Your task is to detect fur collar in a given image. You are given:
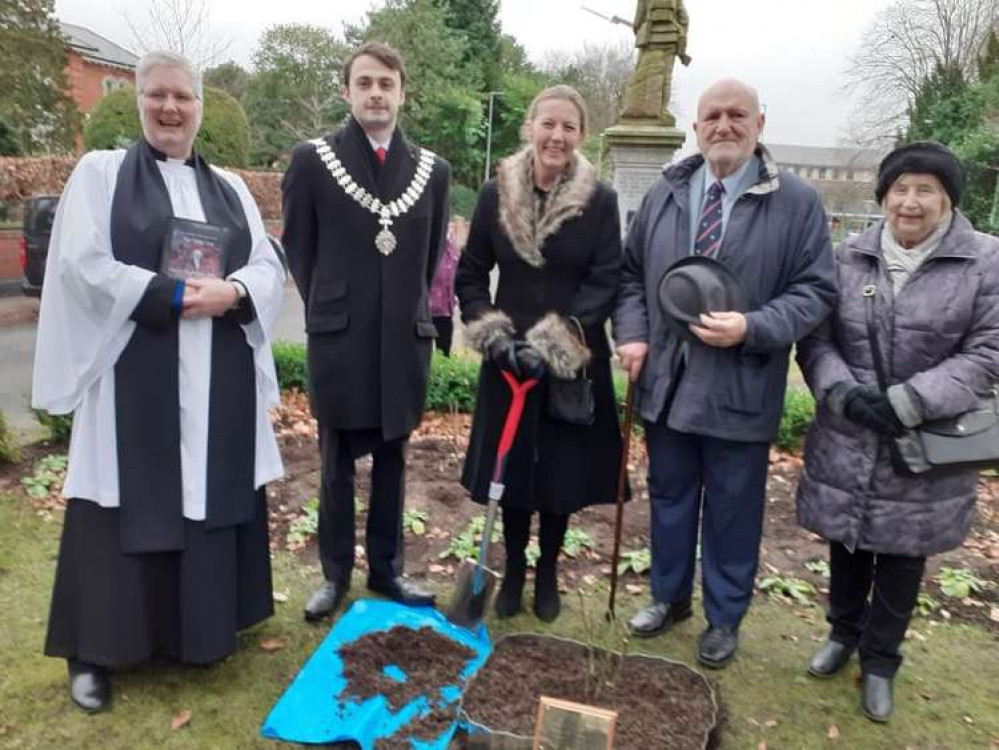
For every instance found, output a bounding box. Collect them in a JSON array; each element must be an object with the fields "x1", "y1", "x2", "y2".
[{"x1": 496, "y1": 147, "x2": 597, "y2": 268}]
